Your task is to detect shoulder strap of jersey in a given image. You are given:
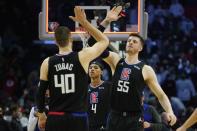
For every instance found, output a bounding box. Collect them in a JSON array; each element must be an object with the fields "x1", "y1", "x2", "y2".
[
  {"x1": 117, "y1": 58, "x2": 124, "y2": 64},
  {"x1": 136, "y1": 61, "x2": 145, "y2": 69}
]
